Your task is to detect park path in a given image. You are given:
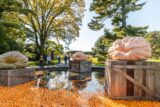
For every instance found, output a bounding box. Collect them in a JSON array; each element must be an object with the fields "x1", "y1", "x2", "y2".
[{"x1": 28, "y1": 63, "x2": 104, "y2": 71}]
